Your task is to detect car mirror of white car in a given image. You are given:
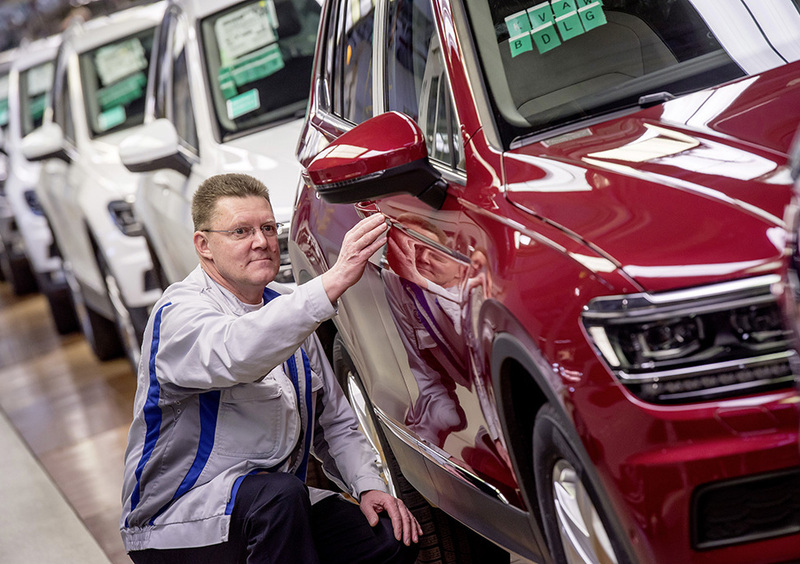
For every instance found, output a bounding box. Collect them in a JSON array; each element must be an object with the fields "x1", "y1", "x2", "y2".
[
  {"x1": 119, "y1": 118, "x2": 191, "y2": 177},
  {"x1": 21, "y1": 122, "x2": 70, "y2": 164}
]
